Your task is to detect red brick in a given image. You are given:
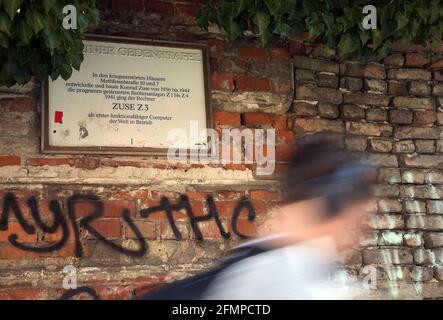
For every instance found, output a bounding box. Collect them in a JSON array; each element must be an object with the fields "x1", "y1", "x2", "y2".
[
  {"x1": 41, "y1": 222, "x2": 75, "y2": 242},
  {"x1": 190, "y1": 221, "x2": 224, "y2": 239},
  {"x1": 111, "y1": 0, "x2": 143, "y2": 11},
  {"x1": 132, "y1": 281, "x2": 163, "y2": 298},
  {"x1": 125, "y1": 220, "x2": 156, "y2": 239},
  {"x1": 244, "y1": 112, "x2": 272, "y2": 126},
  {"x1": 249, "y1": 201, "x2": 267, "y2": 216},
  {"x1": 235, "y1": 76, "x2": 270, "y2": 92},
  {"x1": 214, "y1": 191, "x2": 245, "y2": 200},
  {"x1": 0, "y1": 289, "x2": 39, "y2": 300},
  {"x1": 253, "y1": 144, "x2": 272, "y2": 158},
  {"x1": 270, "y1": 47, "x2": 290, "y2": 61},
  {"x1": 214, "y1": 201, "x2": 238, "y2": 217},
  {"x1": 101, "y1": 160, "x2": 147, "y2": 168},
  {"x1": 250, "y1": 190, "x2": 280, "y2": 201},
  {"x1": 224, "y1": 163, "x2": 247, "y2": 171},
  {"x1": 0, "y1": 190, "x2": 40, "y2": 203},
  {"x1": 150, "y1": 163, "x2": 169, "y2": 169},
  {"x1": 186, "y1": 192, "x2": 211, "y2": 200},
  {"x1": 112, "y1": 190, "x2": 149, "y2": 200},
  {"x1": 276, "y1": 130, "x2": 295, "y2": 143},
  {"x1": 289, "y1": 41, "x2": 305, "y2": 55},
  {"x1": 0, "y1": 288, "x2": 63, "y2": 300},
  {"x1": 405, "y1": 53, "x2": 427, "y2": 67},
  {"x1": 43, "y1": 221, "x2": 70, "y2": 242},
  {"x1": 190, "y1": 201, "x2": 205, "y2": 216},
  {"x1": 133, "y1": 191, "x2": 150, "y2": 199},
  {"x1": 88, "y1": 219, "x2": 121, "y2": 239},
  {"x1": 228, "y1": 218, "x2": 257, "y2": 237},
  {"x1": 160, "y1": 220, "x2": 189, "y2": 239},
  {"x1": 275, "y1": 145, "x2": 296, "y2": 161},
  {"x1": 139, "y1": 200, "x2": 187, "y2": 219},
  {"x1": 272, "y1": 114, "x2": 288, "y2": 130},
  {"x1": 105, "y1": 201, "x2": 137, "y2": 218},
  {"x1": 430, "y1": 59, "x2": 443, "y2": 69},
  {"x1": 27, "y1": 157, "x2": 73, "y2": 166},
  {"x1": 221, "y1": 199, "x2": 266, "y2": 219},
  {"x1": 175, "y1": 3, "x2": 201, "y2": 17},
  {"x1": 244, "y1": 113, "x2": 287, "y2": 129},
  {"x1": 5, "y1": 97, "x2": 37, "y2": 112},
  {"x1": 93, "y1": 285, "x2": 133, "y2": 300},
  {"x1": 33, "y1": 200, "x2": 61, "y2": 221},
  {"x1": 1, "y1": 245, "x2": 51, "y2": 259},
  {"x1": 219, "y1": 58, "x2": 247, "y2": 74},
  {"x1": 74, "y1": 158, "x2": 100, "y2": 170},
  {"x1": 213, "y1": 111, "x2": 241, "y2": 126},
  {"x1": 235, "y1": 46, "x2": 266, "y2": 61},
  {"x1": 150, "y1": 191, "x2": 180, "y2": 199},
  {"x1": 0, "y1": 222, "x2": 38, "y2": 243},
  {"x1": 211, "y1": 73, "x2": 234, "y2": 91},
  {"x1": 118, "y1": 275, "x2": 163, "y2": 286},
  {"x1": 0, "y1": 156, "x2": 20, "y2": 166},
  {"x1": 2, "y1": 240, "x2": 86, "y2": 259},
  {"x1": 190, "y1": 163, "x2": 205, "y2": 169},
  {"x1": 146, "y1": 0, "x2": 174, "y2": 15},
  {"x1": 71, "y1": 200, "x2": 136, "y2": 218}
]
